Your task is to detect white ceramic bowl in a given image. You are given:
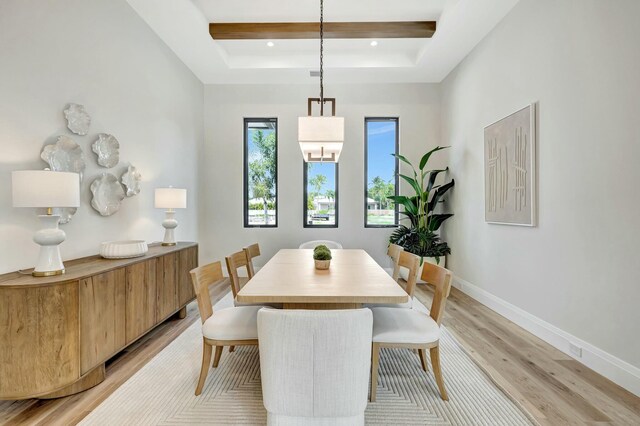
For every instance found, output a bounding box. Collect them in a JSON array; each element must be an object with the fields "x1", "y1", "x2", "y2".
[{"x1": 100, "y1": 240, "x2": 148, "y2": 259}]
